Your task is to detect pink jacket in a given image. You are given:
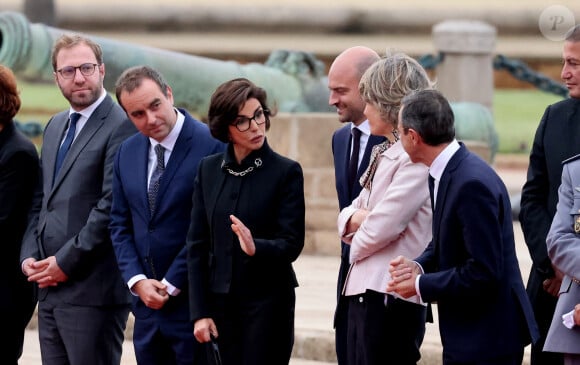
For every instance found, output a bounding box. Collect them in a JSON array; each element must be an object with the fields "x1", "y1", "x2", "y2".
[{"x1": 337, "y1": 141, "x2": 432, "y2": 298}]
